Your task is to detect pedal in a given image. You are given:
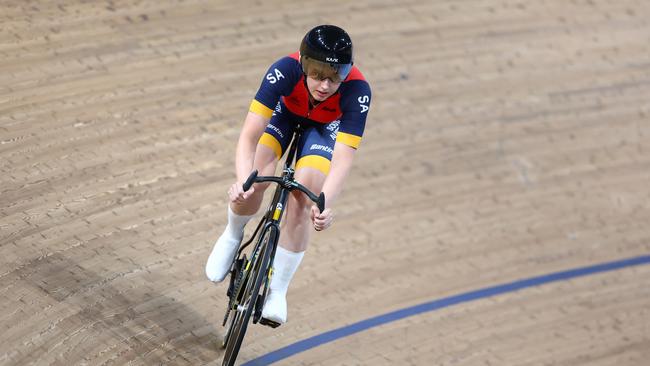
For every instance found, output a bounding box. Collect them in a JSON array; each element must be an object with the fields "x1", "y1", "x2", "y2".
[{"x1": 259, "y1": 317, "x2": 281, "y2": 329}]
